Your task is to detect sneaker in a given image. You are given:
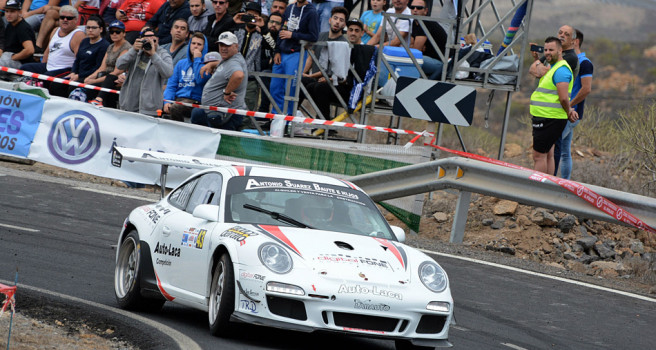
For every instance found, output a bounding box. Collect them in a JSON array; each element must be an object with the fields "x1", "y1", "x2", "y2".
[{"x1": 90, "y1": 99, "x2": 103, "y2": 107}]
